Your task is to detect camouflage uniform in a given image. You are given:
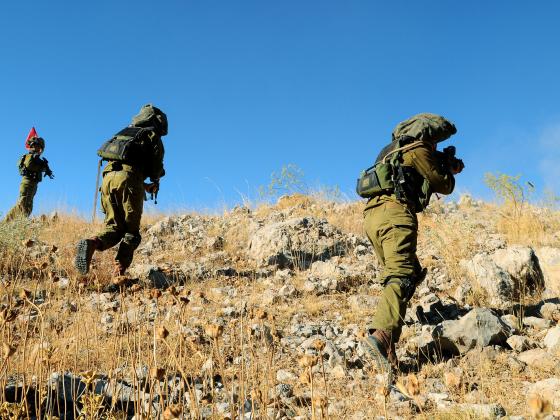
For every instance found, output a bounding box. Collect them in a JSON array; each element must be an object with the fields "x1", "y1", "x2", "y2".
[
  {"x1": 75, "y1": 105, "x2": 166, "y2": 275},
  {"x1": 4, "y1": 153, "x2": 49, "y2": 222},
  {"x1": 362, "y1": 113, "x2": 459, "y2": 374}
]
